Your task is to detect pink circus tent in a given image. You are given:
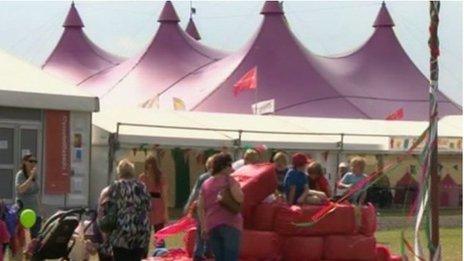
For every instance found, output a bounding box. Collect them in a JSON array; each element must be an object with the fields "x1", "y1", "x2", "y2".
[
  {"x1": 186, "y1": 18, "x2": 201, "y2": 41},
  {"x1": 158, "y1": 1, "x2": 461, "y2": 120},
  {"x1": 78, "y1": 1, "x2": 226, "y2": 106},
  {"x1": 42, "y1": 2, "x2": 123, "y2": 84},
  {"x1": 440, "y1": 174, "x2": 460, "y2": 207}
]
